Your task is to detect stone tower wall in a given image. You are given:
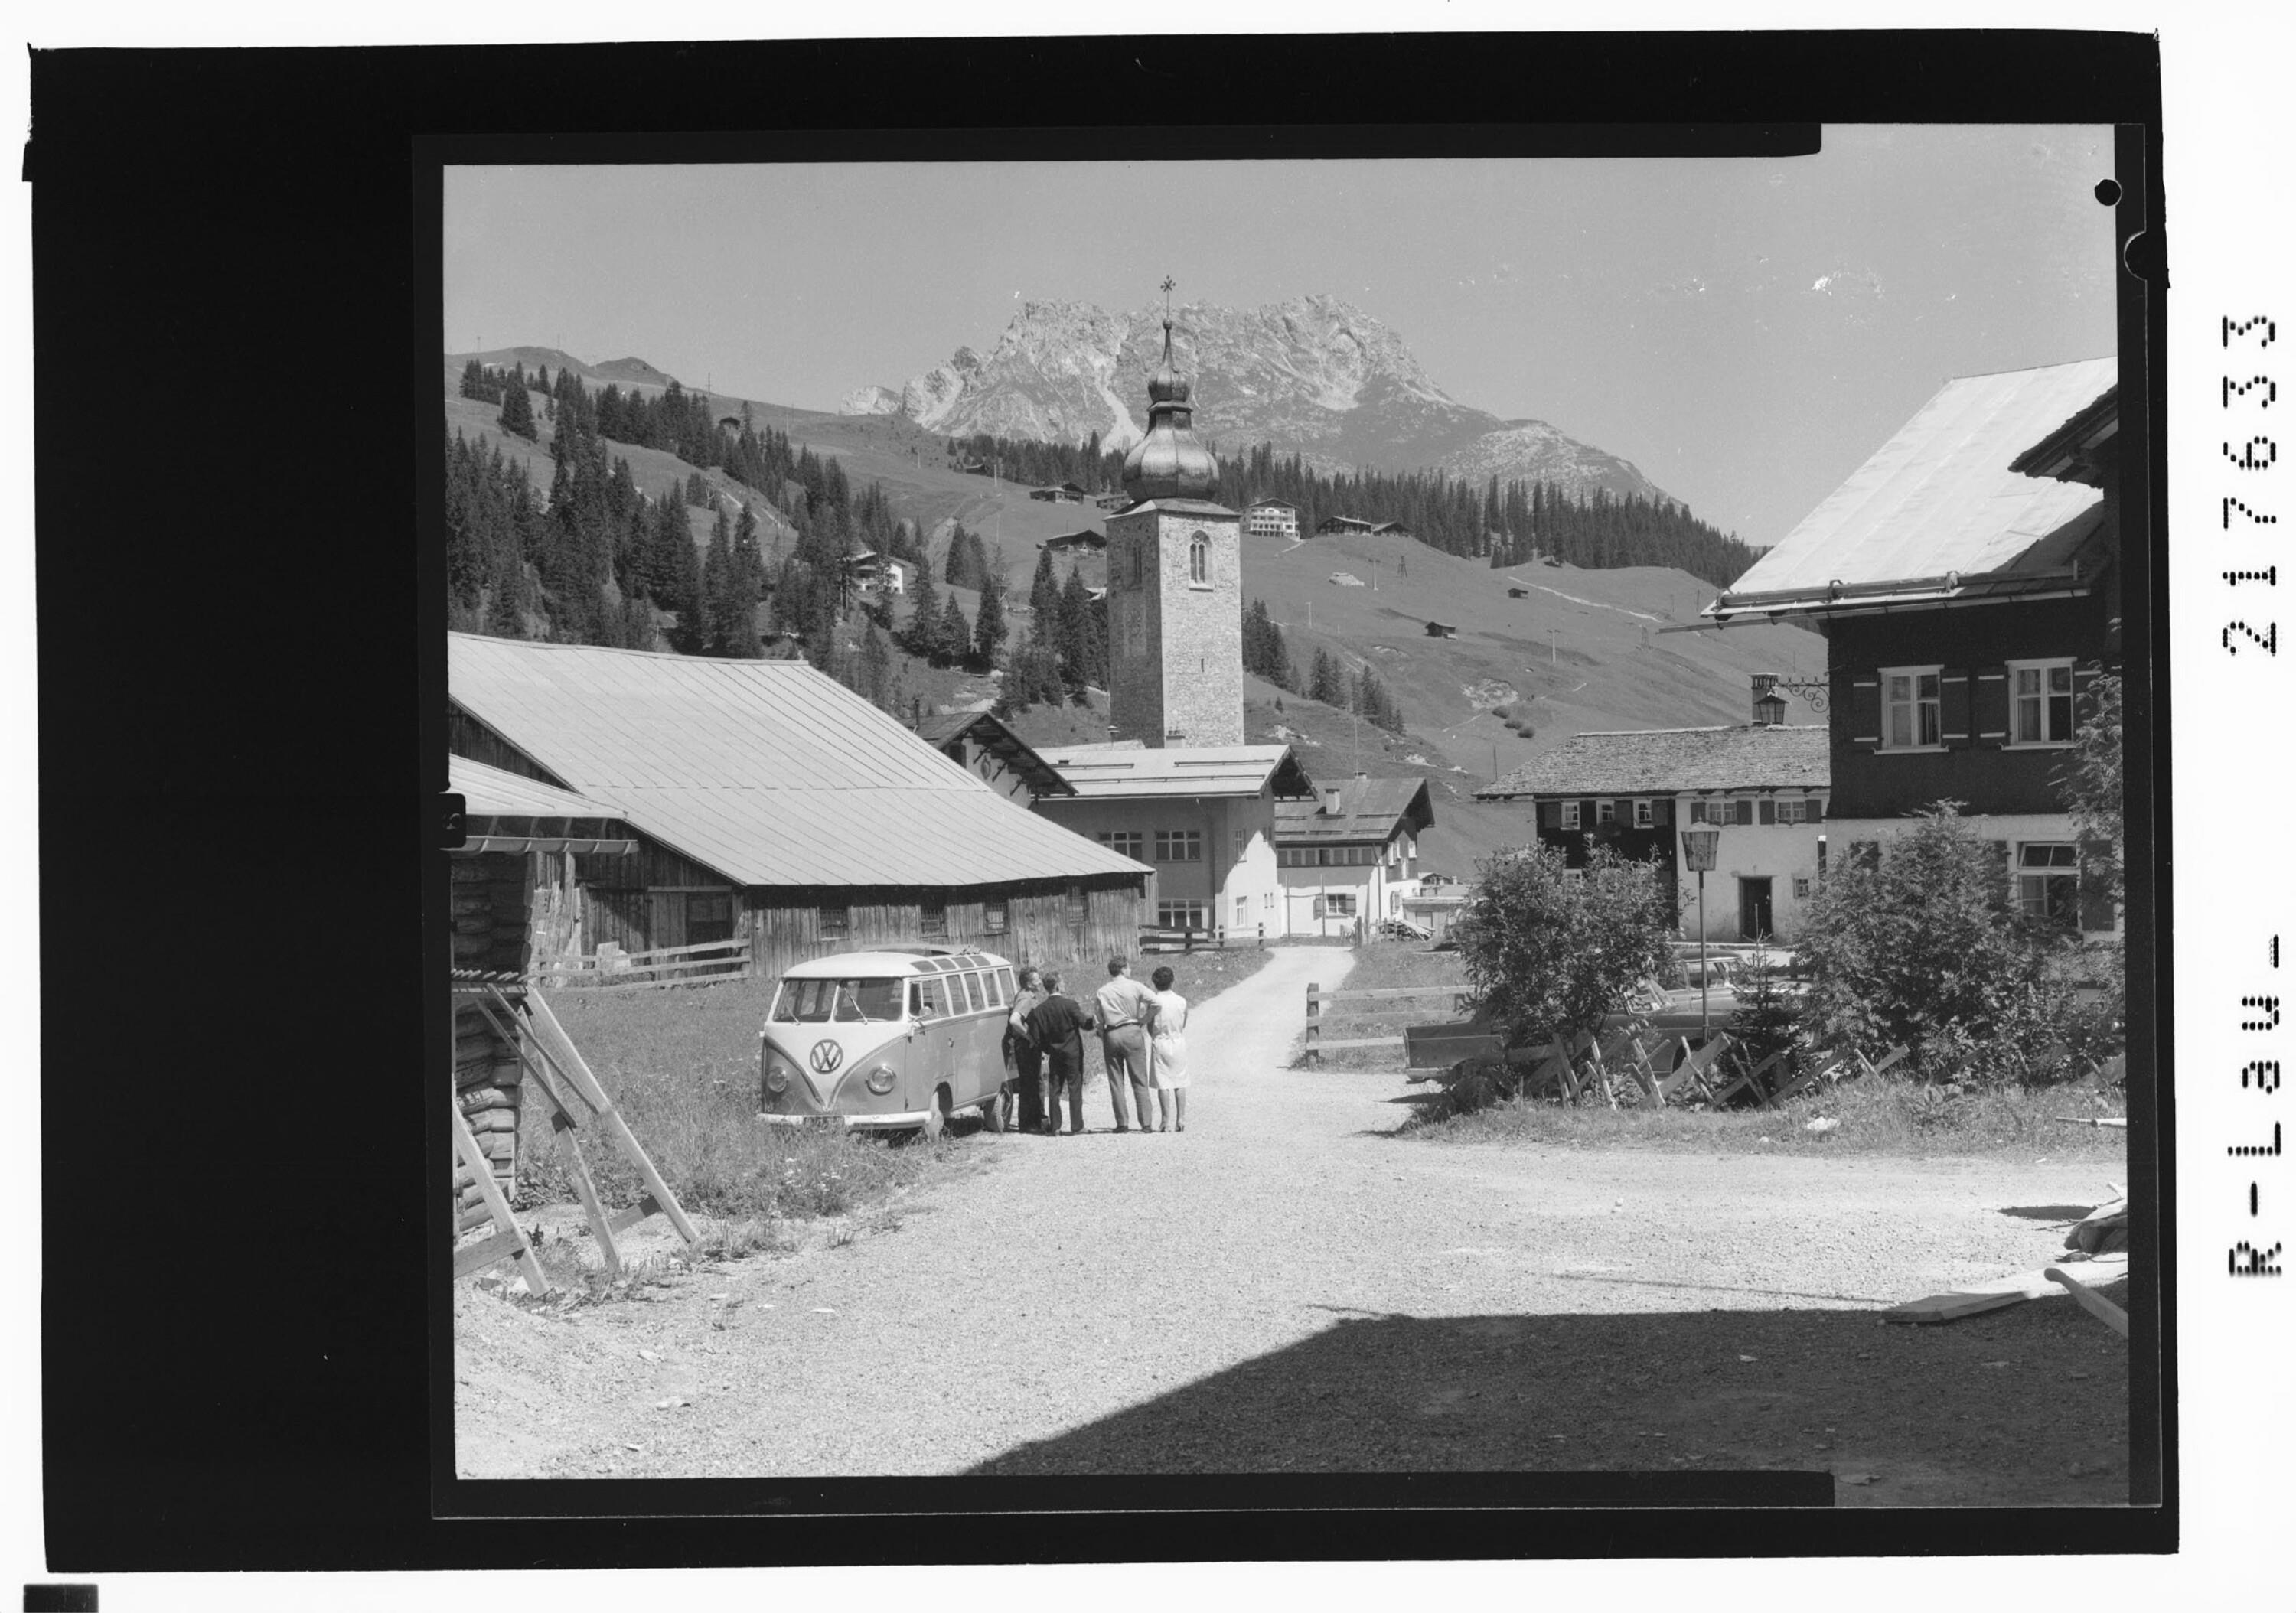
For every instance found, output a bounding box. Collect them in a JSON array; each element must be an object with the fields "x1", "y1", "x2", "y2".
[{"x1": 1153, "y1": 510, "x2": 1243, "y2": 746}]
